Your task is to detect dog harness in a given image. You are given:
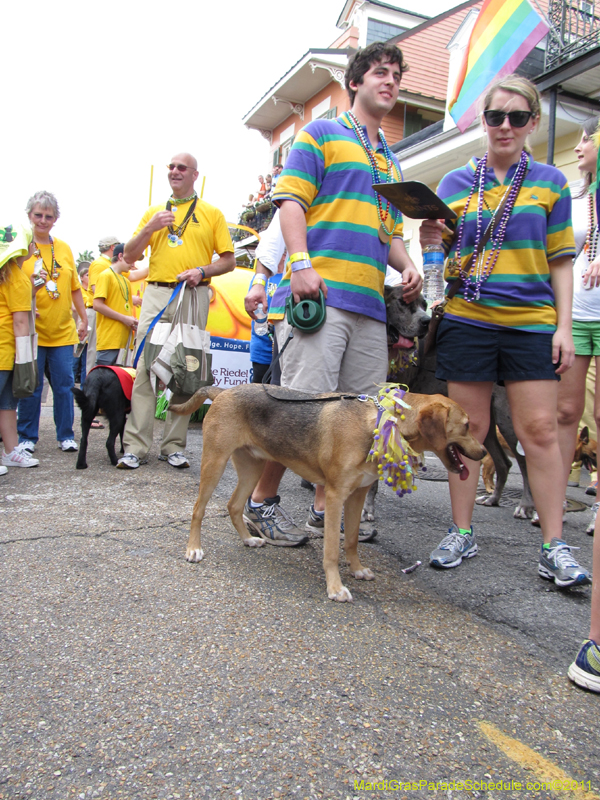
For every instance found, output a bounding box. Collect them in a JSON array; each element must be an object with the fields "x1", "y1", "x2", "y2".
[{"x1": 89, "y1": 366, "x2": 136, "y2": 403}]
